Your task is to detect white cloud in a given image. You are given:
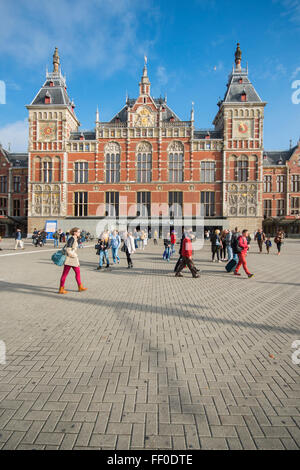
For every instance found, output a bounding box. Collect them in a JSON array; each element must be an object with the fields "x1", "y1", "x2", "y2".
[
  {"x1": 273, "y1": 0, "x2": 300, "y2": 26},
  {"x1": 156, "y1": 66, "x2": 168, "y2": 86},
  {"x1": 0, "y1": 0, "x2": 160, "y2": 77},
  {"x1": 0, "y1": 119, "x2": 28, "y2": 152},
  {"x1": 291, "y1": 66, "x2": 300, "y2": 79}
]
